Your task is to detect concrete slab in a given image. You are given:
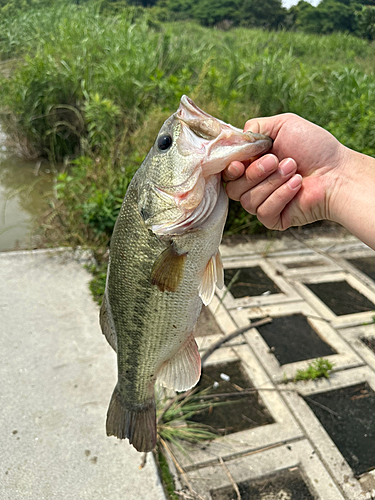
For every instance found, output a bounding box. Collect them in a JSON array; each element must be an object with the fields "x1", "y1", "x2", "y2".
[
  {"x1": 220, "y1": 232, "x2": 361, "y2": 259},
  {"x1": 229, "y1": 302, "x2": 363, "y2": 383},
  {"x1": 339, "y1": 324, "x2": 375, "y2": 375},
  {"x1": 186, "y1": 440, "x2": 345, "y2": 500},
  {"x1": 334, "y1": 250, "x2": 375, "y2": 294},
  {"x1": 217, "y1": 257, "x2": 302, "y2": 310},
  {"x1": 168, "y1": 236, "x2": 375, "y2": 499},
  {"x1": 268, "y1": 252, "x2": 342, "y2": 278},
  {"x1": 171, "y1": 344, "x2": 303, "y2": 470},
  {"x1": 281, "y1": 367, "x2": 375, "y2": 499},
  {"x1": 0, "y1": 250, "x2": 166, "y2": 500},
  {"x1": 292, "y1": 271, "x2": 375, "y2": 329}
]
